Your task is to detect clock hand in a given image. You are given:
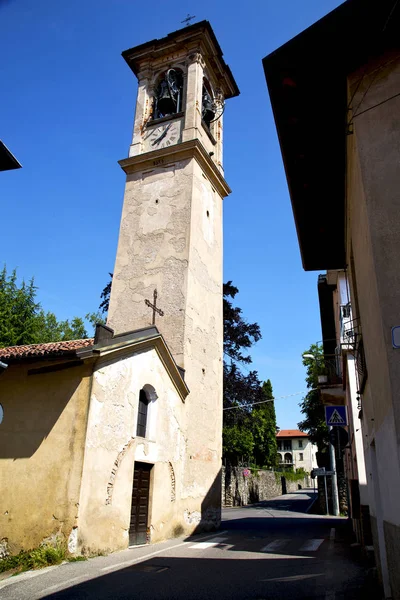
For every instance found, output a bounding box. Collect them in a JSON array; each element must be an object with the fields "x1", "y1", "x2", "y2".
[{"x1": 152, "y1": 123, "x2": 172, "y2": 146}]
